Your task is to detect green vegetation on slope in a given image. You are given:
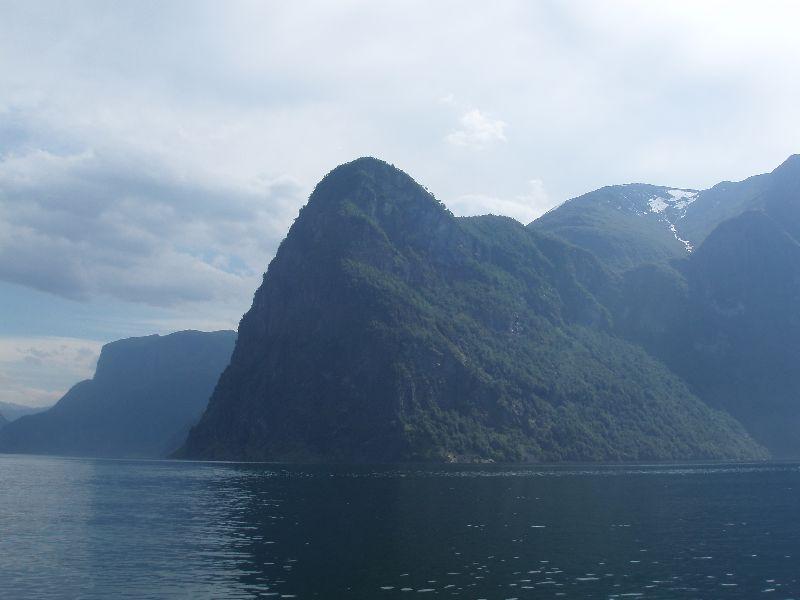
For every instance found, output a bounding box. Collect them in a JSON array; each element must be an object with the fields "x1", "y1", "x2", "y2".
[
  {"x1": 532, "y1": 184, "x2": 692, "y2": 271},
  {"x1": 618, "y1": 210, "x2": 800, "y2": 457},
  {"x1": 179, "y1": 158, "x2": 764, "y2": 463},
  {"x1": 535, "y1": 155, "x2": 800, "y2": 457}
]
